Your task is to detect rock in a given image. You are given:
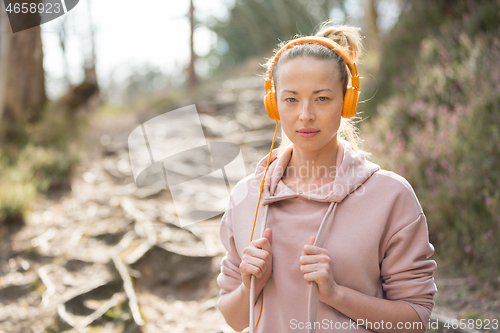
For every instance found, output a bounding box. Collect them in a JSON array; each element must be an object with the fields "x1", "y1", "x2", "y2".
[
  {"x1": 0, "y1": 283, "x2": 33, "y2": 304},
  {"x1": 131, "y1": 245, "x2": 214, "y2": 290}
]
